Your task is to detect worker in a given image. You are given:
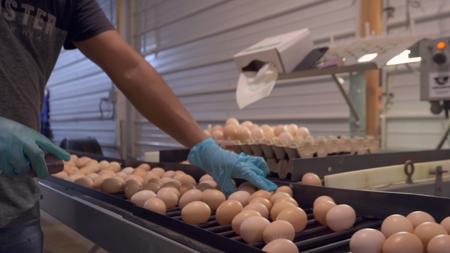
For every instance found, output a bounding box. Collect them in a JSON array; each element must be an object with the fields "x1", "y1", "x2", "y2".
[{"x1": 0, "y1": 1, "x2": 276, "y2": 252}]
